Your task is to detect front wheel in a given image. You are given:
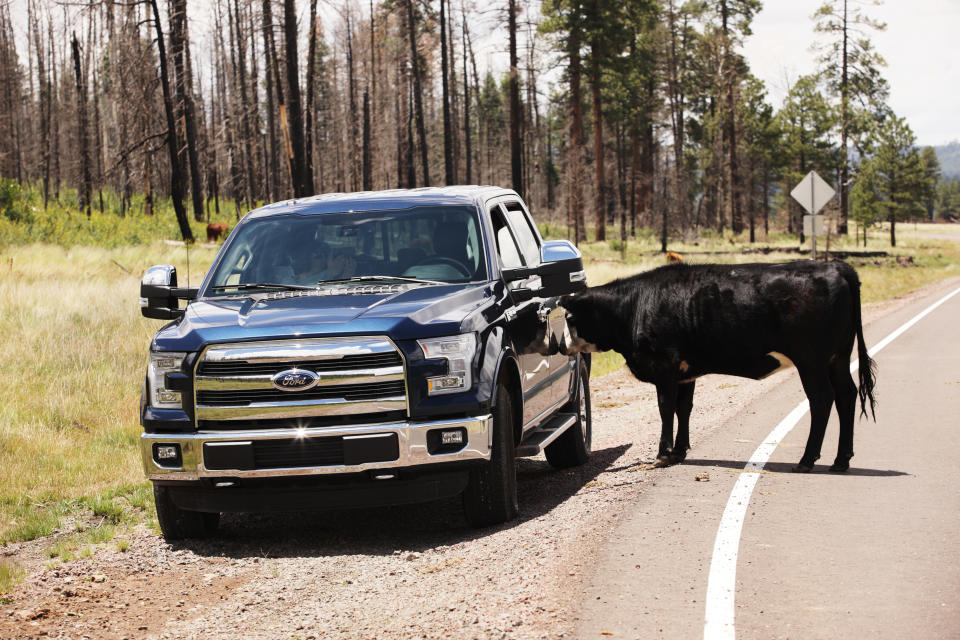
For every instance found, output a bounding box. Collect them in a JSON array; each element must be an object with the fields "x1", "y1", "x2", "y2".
[
  {"x1": 462, "y1": 383, "x2": 518, "y2": 528},
  {"x1": 545, "y1": 357, "x2": 592, "y2": 468},
  {"x1": 153, "y1": 485, "x2": 219, "y2": 541}
]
